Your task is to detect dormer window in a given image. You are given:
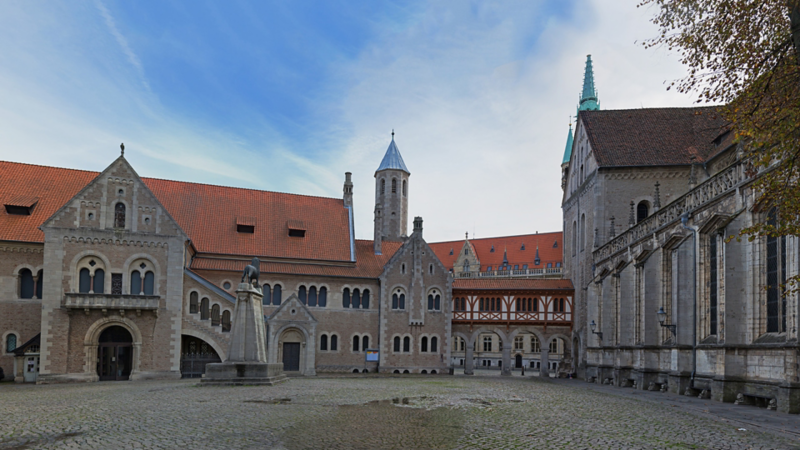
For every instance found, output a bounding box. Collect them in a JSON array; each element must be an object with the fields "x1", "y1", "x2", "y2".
[
  {"x1": 490, "y1": 245, "x2": 495, "y2": 252},
  {"x1": 450, "y1": 248, "x2": 453, "y2": 255},
  {"x1": 553, "y1": 240, "x2": 558, "y2": 248},
  {"x1": 4, "y1": 196, "x2": 38, "y2": 215},
  {"x1": 237, "y1": 216, "x2": 255, "y2": 234},
  {"x1": 287, "y1": 220, "x2": 306, "y2": 237},
  {"x1": 521, "y1": 243, "x2": 525, "y2": 250}
]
